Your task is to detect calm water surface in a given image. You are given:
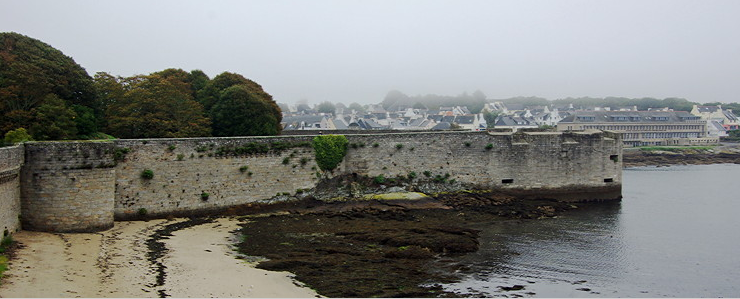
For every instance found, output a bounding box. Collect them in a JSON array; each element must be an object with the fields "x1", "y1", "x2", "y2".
[{"x1": 443, "y1": 164, "x2": 740, "y2": 297}]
